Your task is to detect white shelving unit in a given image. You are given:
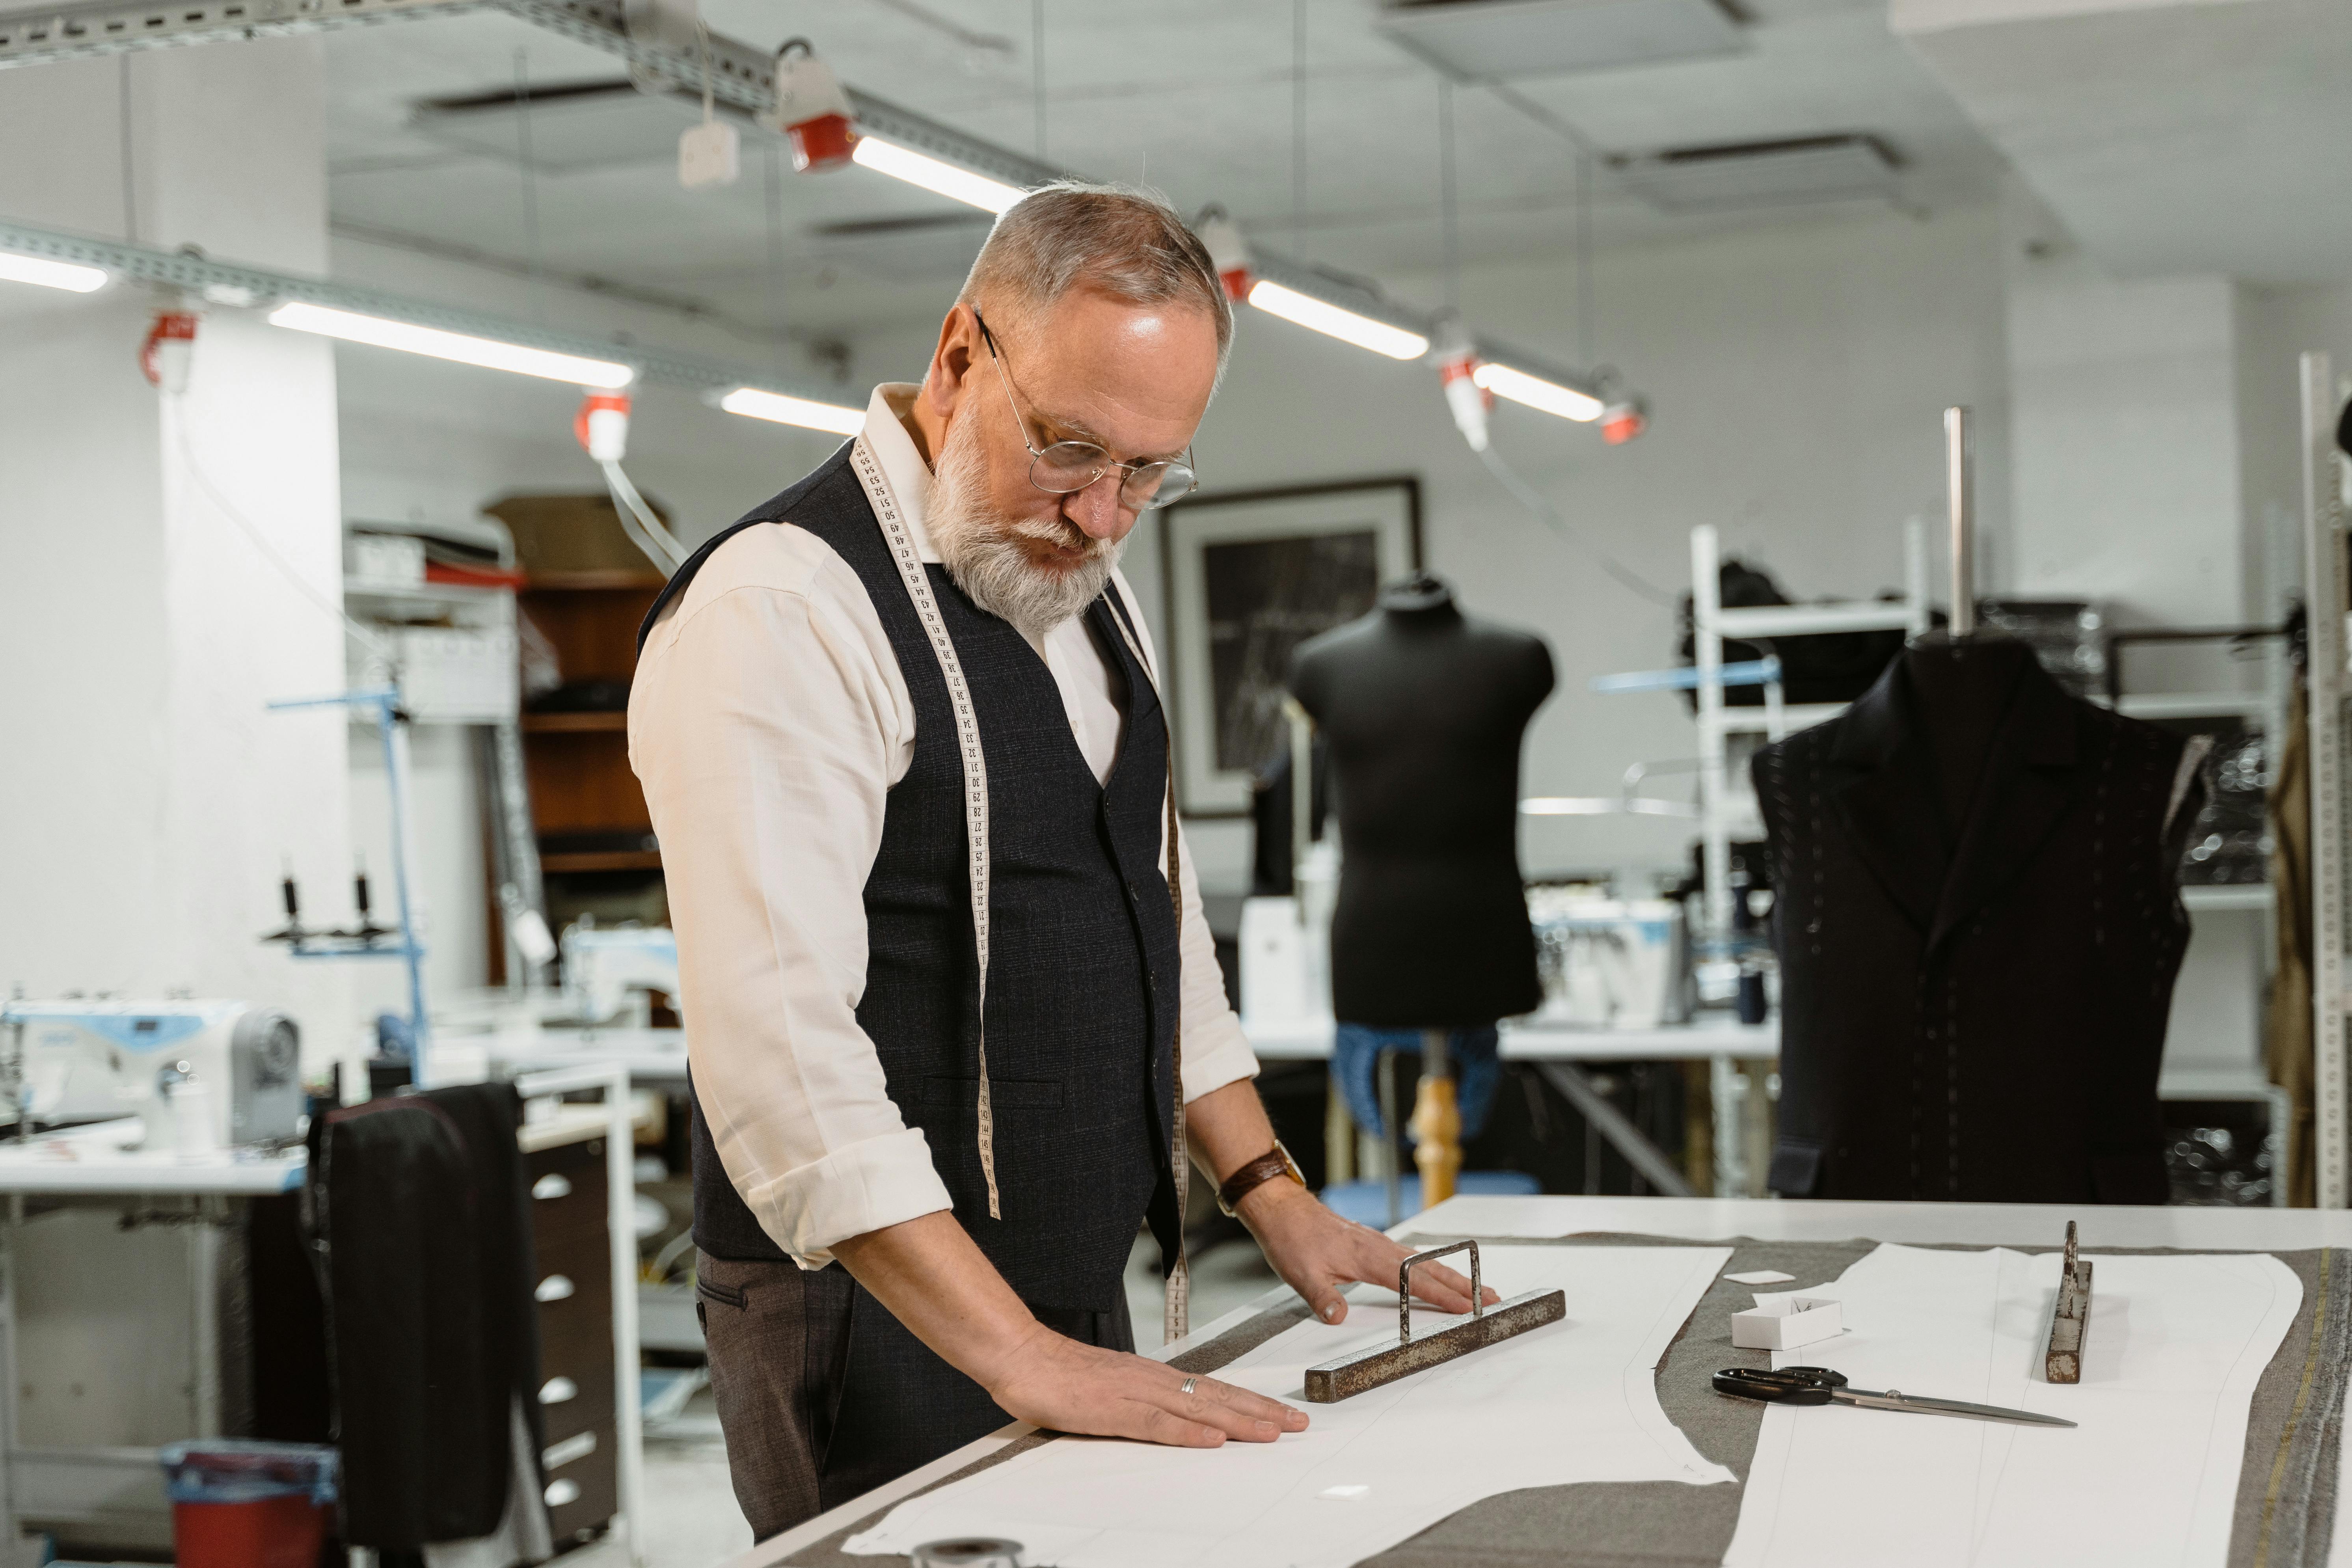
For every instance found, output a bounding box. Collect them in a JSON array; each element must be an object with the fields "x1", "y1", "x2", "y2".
[
  {"x1": 1687, "y1": 518, "x2": 1932, "y2": 937},
  {"x1": 2302, "y1": 351, "x2": 2351, "y2": 1207}
]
